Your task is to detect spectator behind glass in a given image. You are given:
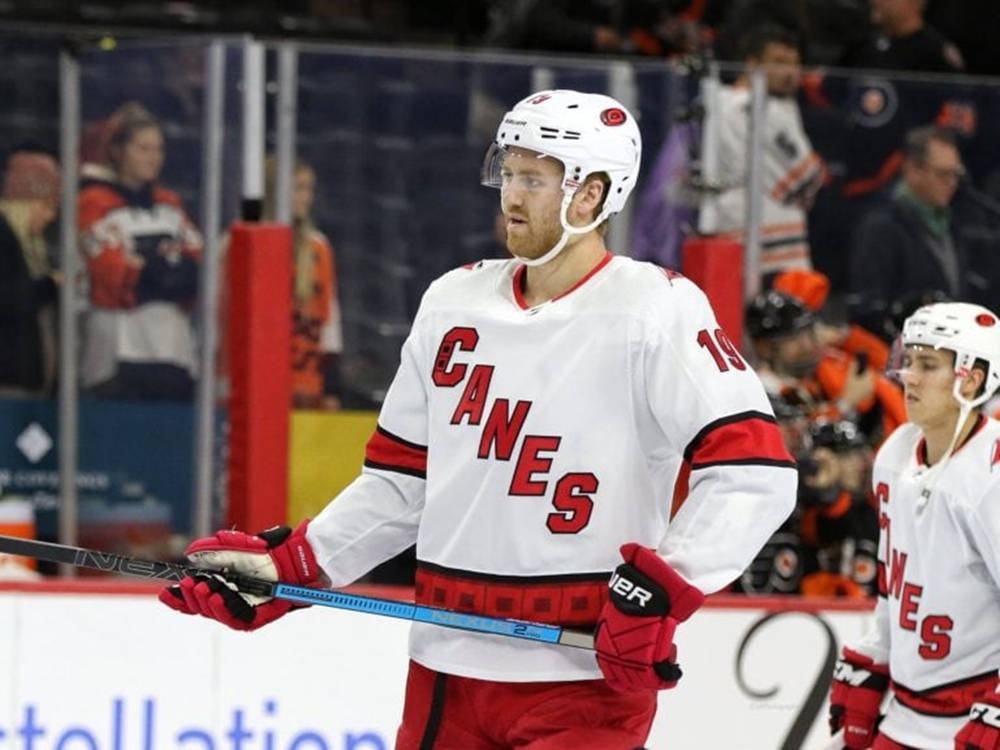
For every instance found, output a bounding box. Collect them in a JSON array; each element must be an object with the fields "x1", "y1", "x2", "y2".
[
  {"x1": 697, "y1": 24, "x2": 826, "y2": 280},
  {"x1": 746, "y1": 290, "x2": 906, "y2": 449},
  {"x1": 483, "y1": 0, "x2": 703, "y2": 57},
  {"x1": 78, "y1": 102, "x2": 203, "y2": 401},
  {"x1": 847, "y1": 0, "x2": 964, "y2": 73},
  {"x1": 773, "y1": 268, "x2": 891, "y2": 372},
  {"x1": 0, "y1": 151, "x2": 62, "y2": 398},
  {"x1": 262, "y1": 156, "x2": 343, "y2": 410},
  {"x1": 797, "y1": 419, "x2": 878, "y2": 599},
  {"x1": 848, "y1": 126, "x2": 967, "y2": 342}
]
